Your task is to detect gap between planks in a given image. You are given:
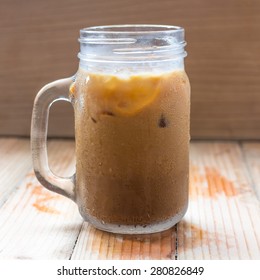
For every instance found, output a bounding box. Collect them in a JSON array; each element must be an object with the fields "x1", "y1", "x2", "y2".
[
  {"x1": 0, "y1": 140, "x2": 83, "y2": 259},
  {"x1": 0, "y1": 138, "x2": 32, "y2": 208},
  {"x1": 70, "y1": 141, "x2": 260, "y2": 260},
  {"x1": 240, "y1": 142, "x2": 260, "y2": 200},
  {"x1": 0, "y1": 139, "x2": 260, "y2": 260},
  {"x1": 178, "y1": 141, "x2": 260, "y2": 260}
]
